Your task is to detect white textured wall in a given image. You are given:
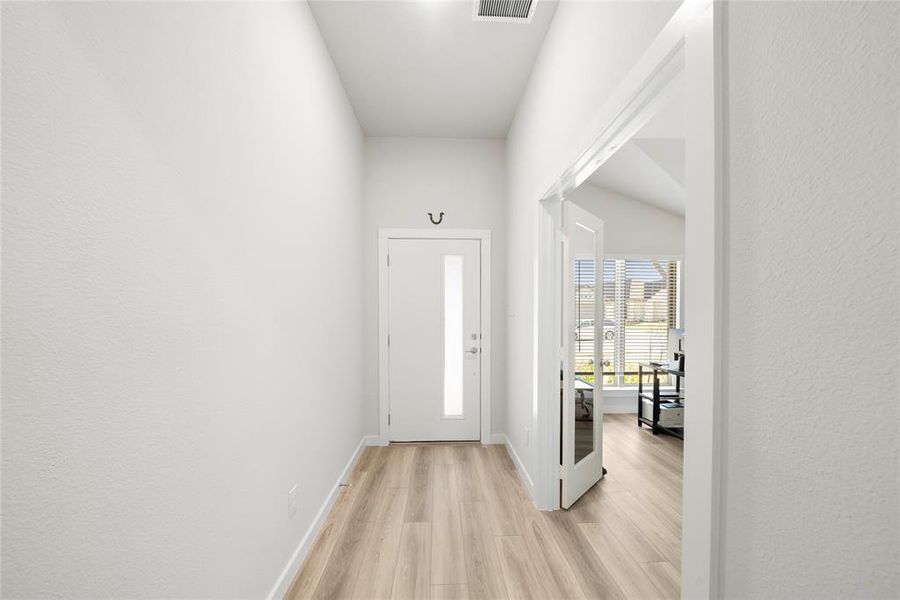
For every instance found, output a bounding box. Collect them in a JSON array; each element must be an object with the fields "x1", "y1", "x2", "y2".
[
  {"x1": 362, "y1": 137, "x2": 507, "y2": 435},
  {"x1": 505, "y1": 0, "x2": 679, "y2": 488},
  {"x1": 568, "y1": 183, "x2": 684, "y2": 256},
  {"x1": 1, "y1": 2, "x2": 364, "y2": 597},
  {"x1": 720, "y1": 2, "x2": 899, "y2": 597}
]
